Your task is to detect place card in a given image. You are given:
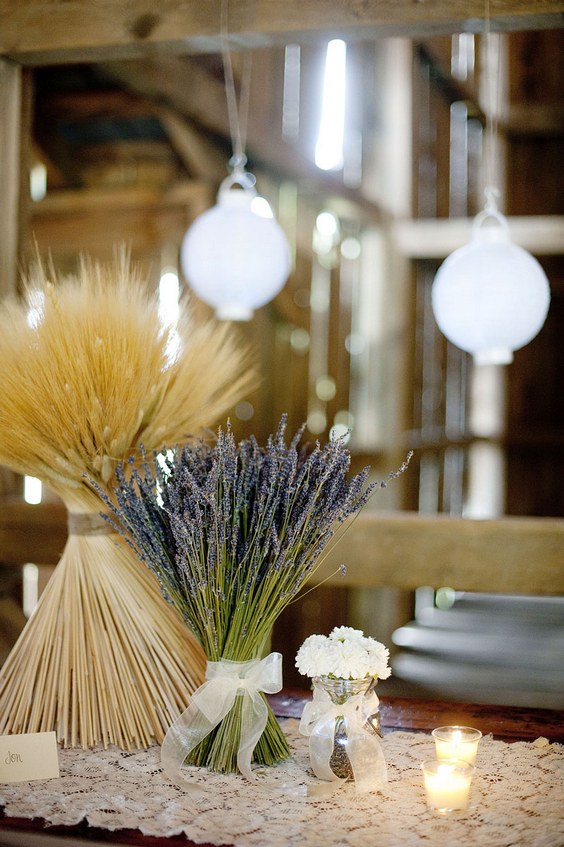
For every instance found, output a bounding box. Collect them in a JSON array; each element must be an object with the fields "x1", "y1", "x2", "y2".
[{"x1": 0, "y1": 731, "x2": 60, "y2": 783}]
